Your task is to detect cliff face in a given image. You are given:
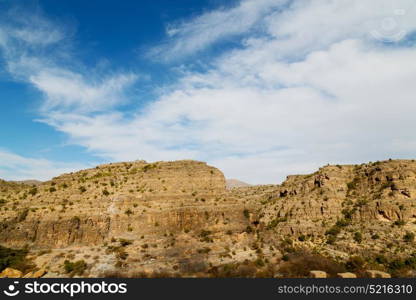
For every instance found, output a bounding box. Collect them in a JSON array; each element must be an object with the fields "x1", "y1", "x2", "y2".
[
  {"x1": 233, "y1": 160, "x2": 416, "y2": 264},
  {"x1": 1, "y1": 159, "x2": 416, "y2": 277},
  {"x1": 256, "y1": 160, "x2": 416, "y2": 230}
]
